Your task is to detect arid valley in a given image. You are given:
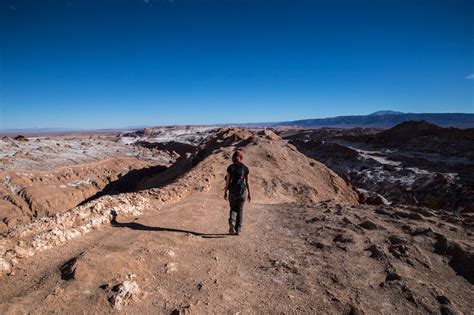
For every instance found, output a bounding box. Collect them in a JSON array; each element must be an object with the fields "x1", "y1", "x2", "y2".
[{"x1": 0, "y1": 124, "x2": 472, "y2": 314}]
